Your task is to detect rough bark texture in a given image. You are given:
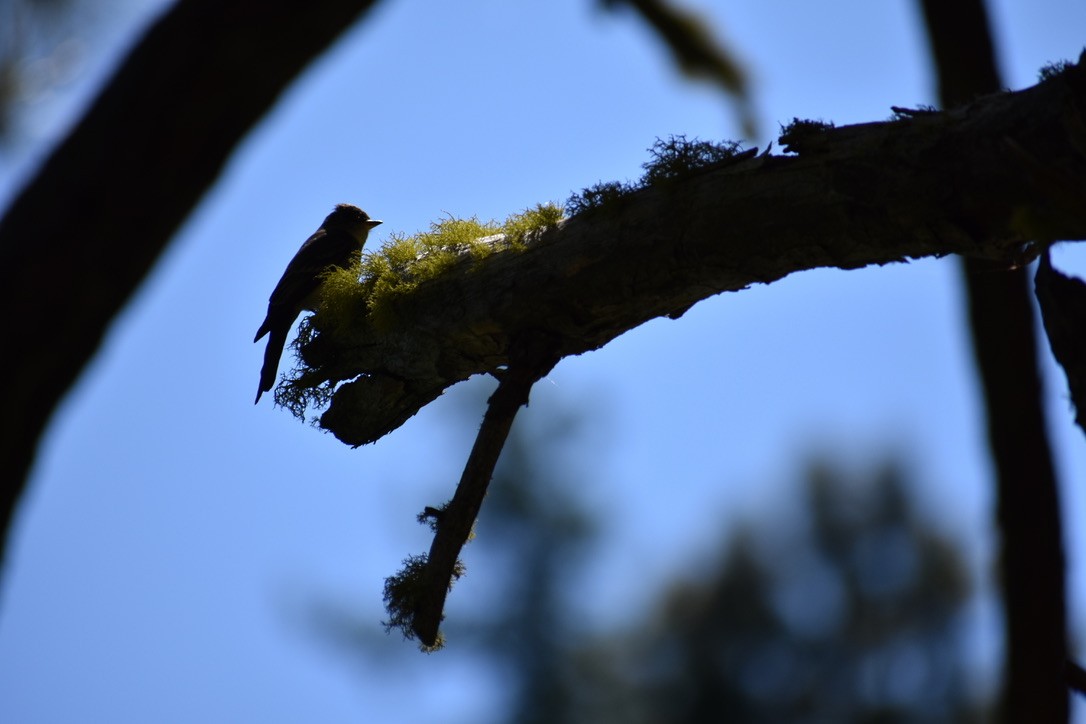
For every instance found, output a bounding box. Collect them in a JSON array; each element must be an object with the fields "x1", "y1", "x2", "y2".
[
  {"x1": 303, "y1": 54, "x2": 1086, "y2": 447},
  {"x1": 0, "y1": 0, "x2": 378, "y2": 568}
]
